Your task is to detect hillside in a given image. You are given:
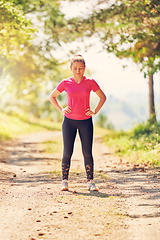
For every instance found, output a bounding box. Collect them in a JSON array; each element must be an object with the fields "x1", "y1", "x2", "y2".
[{"x1": 102, "y1": 93, "x2": 150, "y2": 130}]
